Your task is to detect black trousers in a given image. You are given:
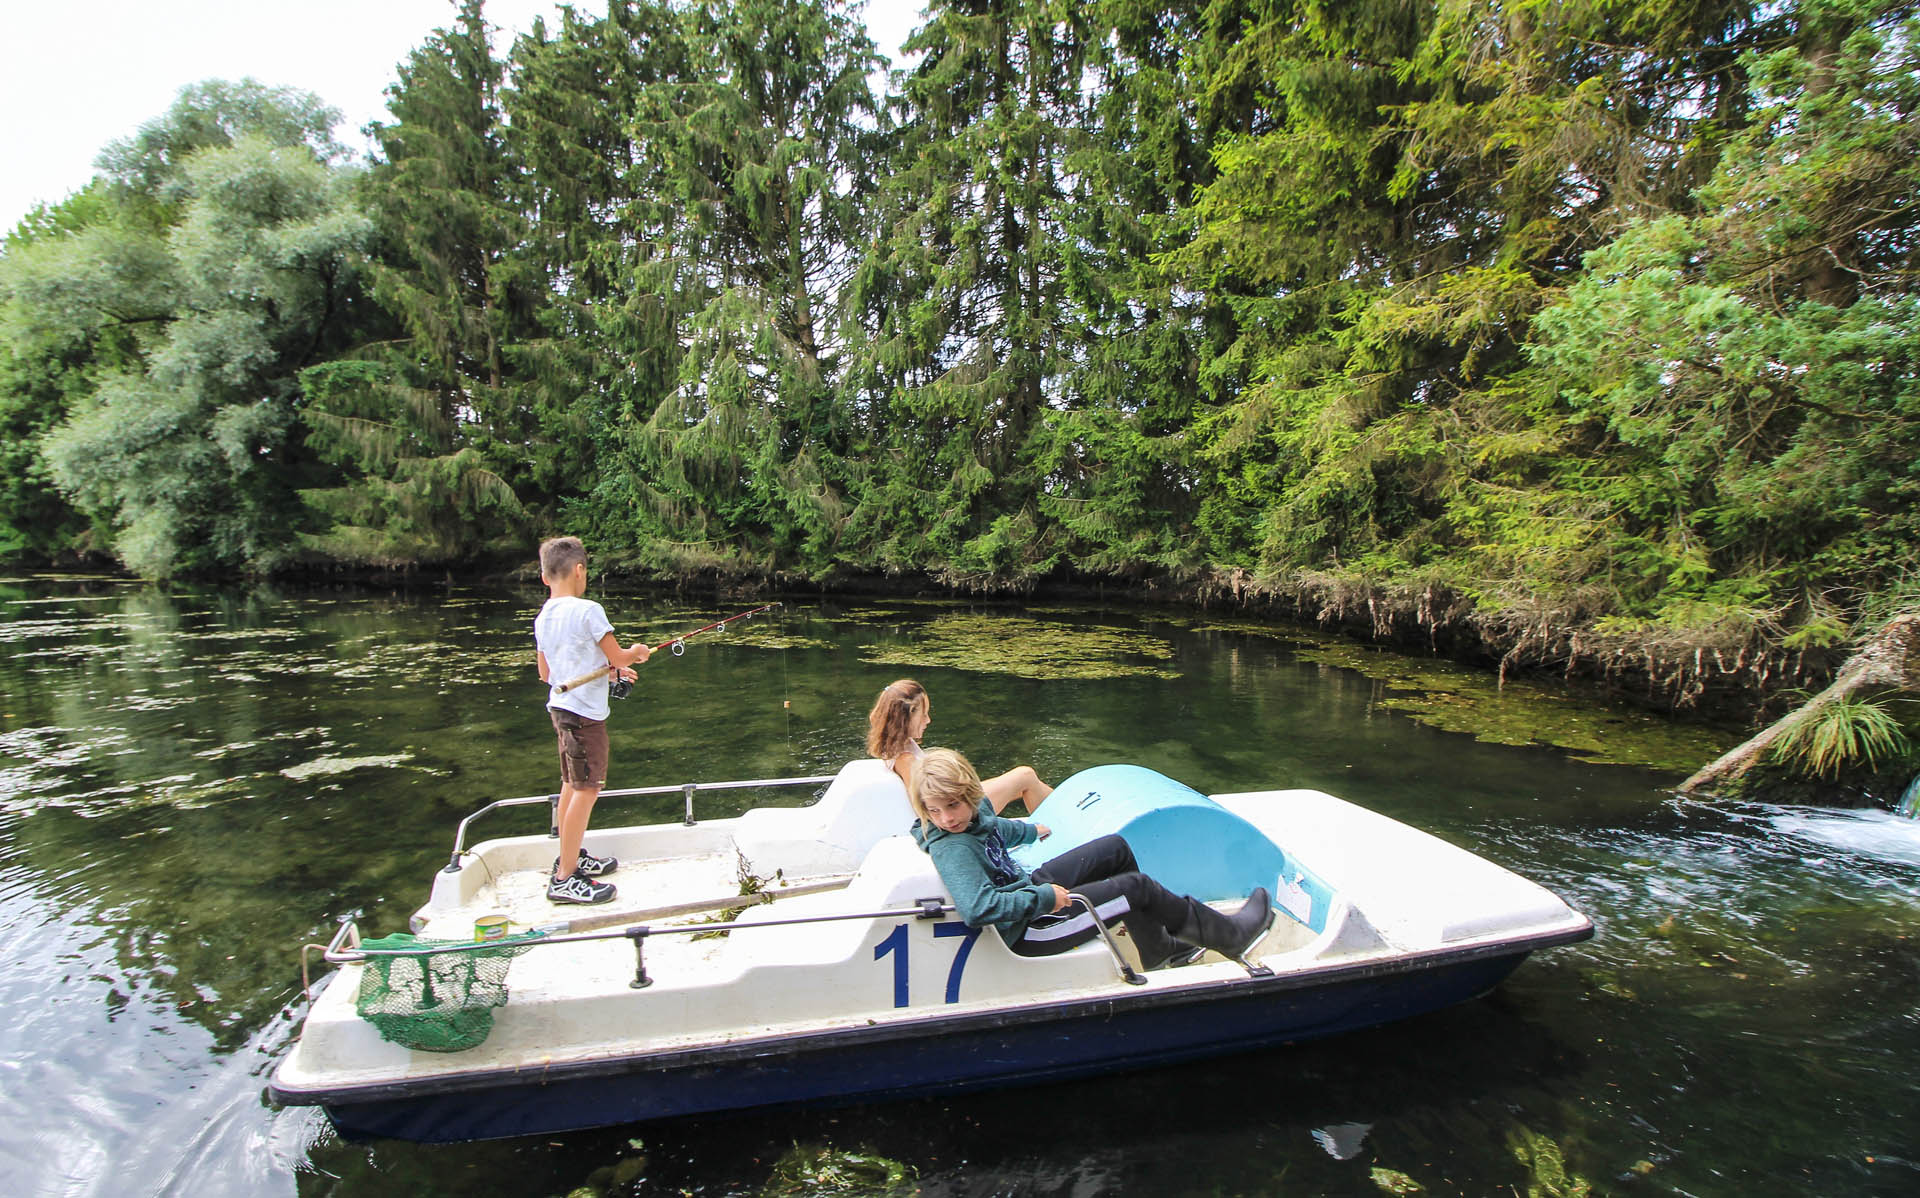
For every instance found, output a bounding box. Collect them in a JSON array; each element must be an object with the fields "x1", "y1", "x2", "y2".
[{"x1": 1012, "y1": 834, "x2": 1188, "y2": 961}]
